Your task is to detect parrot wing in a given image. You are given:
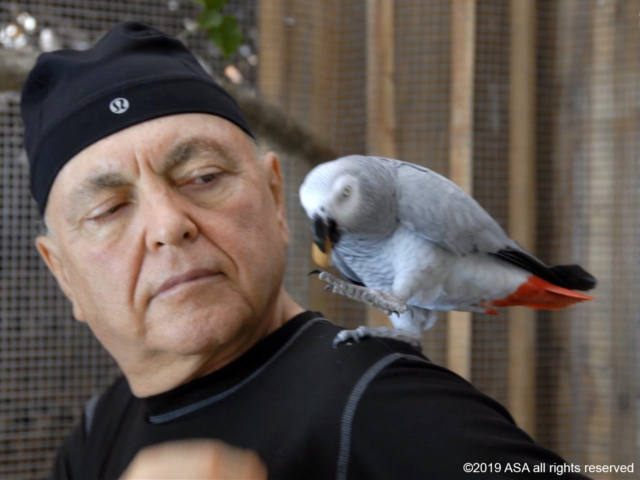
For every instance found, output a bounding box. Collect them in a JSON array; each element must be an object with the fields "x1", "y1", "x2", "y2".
[
  {"x1": 390, "y1": 158, "x2": 515, "y2": 256},
  {"x1": 331, "y1": 249, "x2": 366, "y2": 286},
  {"x1": 386, "y1": 157, "x2": 596, "y2": 291}
]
